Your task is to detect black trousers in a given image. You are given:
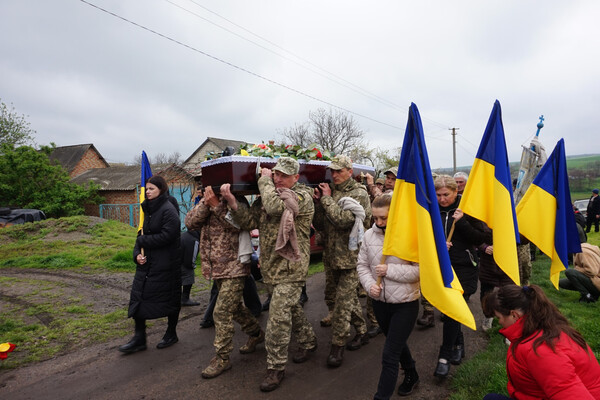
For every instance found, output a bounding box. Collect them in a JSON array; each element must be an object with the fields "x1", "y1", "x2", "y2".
[
  {"x1": 586, "y1": 214, "x2": 599, "y2": 232},
  {"x1": 372, "y1": 299, "x2": 419, "y2": 400},
  {"x1": 559, "y1": 269, "x2": 600, "y2": 299}
]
